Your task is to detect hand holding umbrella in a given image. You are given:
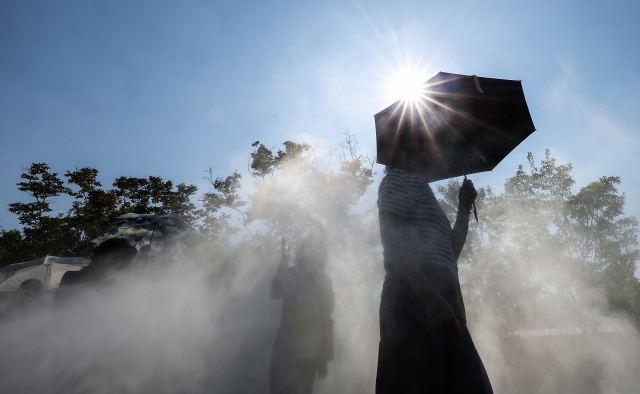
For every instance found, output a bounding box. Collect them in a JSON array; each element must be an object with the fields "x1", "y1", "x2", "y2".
[{"x1": 459, "y1": 177, "x2": 478, "y2": 220}]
